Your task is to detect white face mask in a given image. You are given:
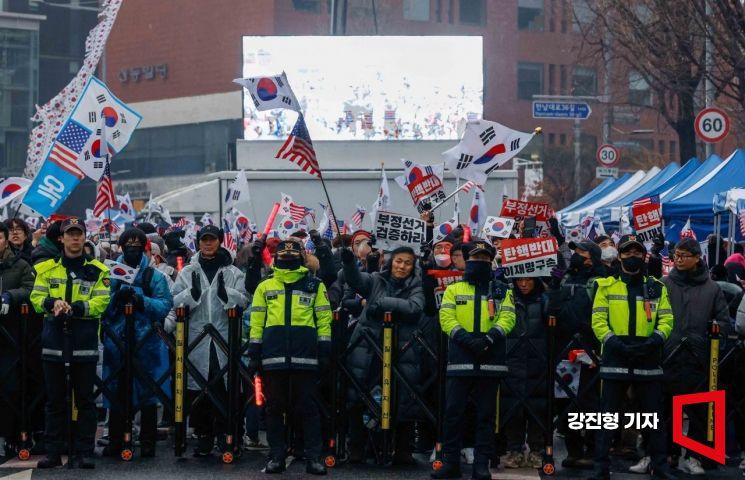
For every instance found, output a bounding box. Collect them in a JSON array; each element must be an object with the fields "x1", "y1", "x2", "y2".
[
  {"x1": 601, "y1": 246, "x2": 618, "y2": 262},
  {"x1": 434, "y1": 254, "x2": 452, "y2": 268}
]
